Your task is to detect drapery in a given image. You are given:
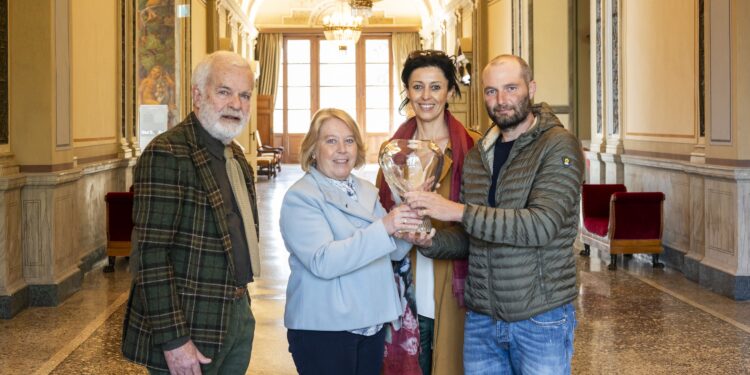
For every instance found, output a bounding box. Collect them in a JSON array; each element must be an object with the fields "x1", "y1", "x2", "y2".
[
  {"x1": 256, "y1": 33, "x2": 281, "y2": 107},
  {"x1": 391, "y1": 32, "x2": 421, "y2": 113}
]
